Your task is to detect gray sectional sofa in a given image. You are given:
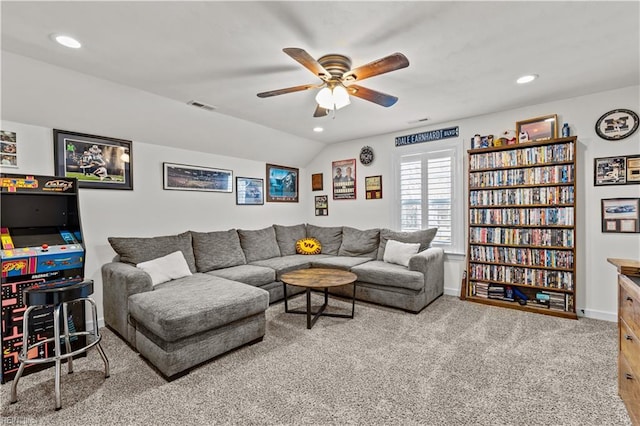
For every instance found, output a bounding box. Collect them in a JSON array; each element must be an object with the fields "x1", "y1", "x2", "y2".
[{"x1": 102, "y1": 224, "x2": 444, "y2": 378}]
